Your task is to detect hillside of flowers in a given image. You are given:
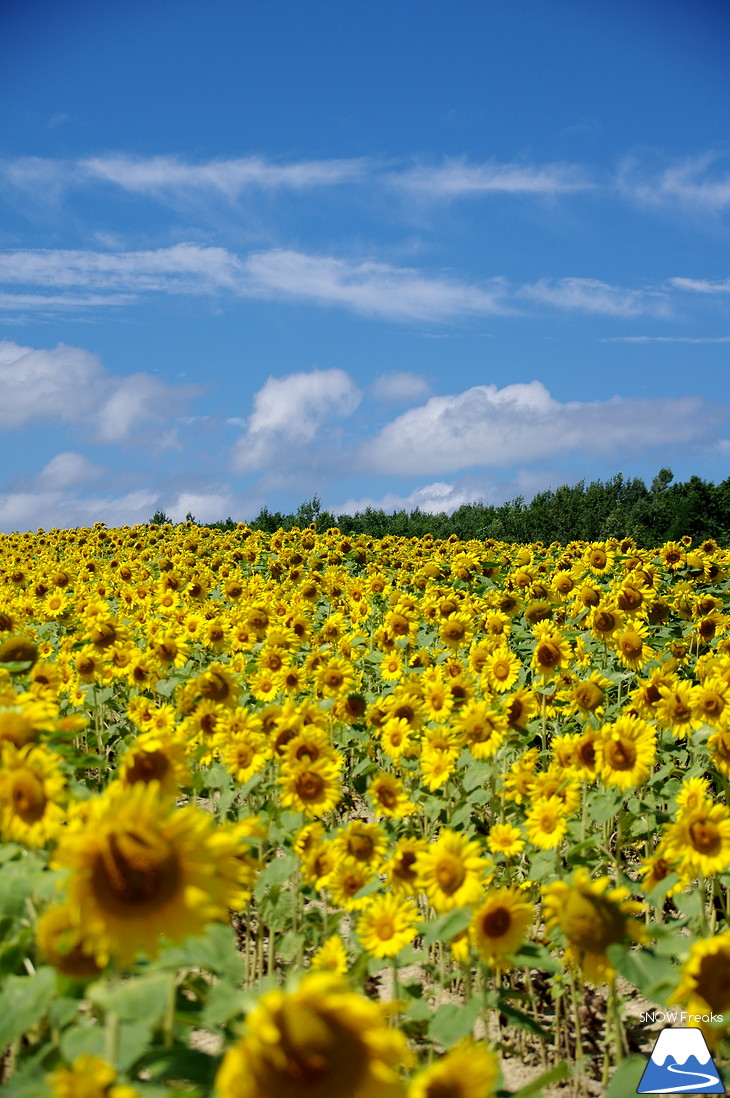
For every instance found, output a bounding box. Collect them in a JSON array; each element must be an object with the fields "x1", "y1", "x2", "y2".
[{"x1": 1, "y1": 521, "x2": 730, "y2": 1097}]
